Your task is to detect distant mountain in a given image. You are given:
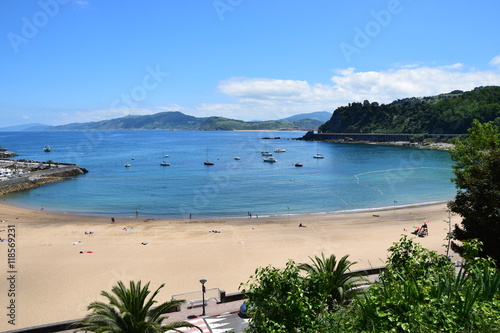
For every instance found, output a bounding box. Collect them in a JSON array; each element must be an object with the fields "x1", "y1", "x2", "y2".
[
  {"x1": 50, "y1": 112, "x2": 206, "y2": 130},
  {"x1": 0, "y1": 123, "x2": 51, "y2": 131},
  {"x1": 279, "y1": 111, "x2": 332, "y2": 122},
  {"x1": 49, "y1": 111, "x2": 322, "y2": 131},
  {"x1": 198, "y1": 117, "x2": 323, "y2": 131},
  {"x1": 318, "y1": 86, "x2": 500, "y2": 134}
]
